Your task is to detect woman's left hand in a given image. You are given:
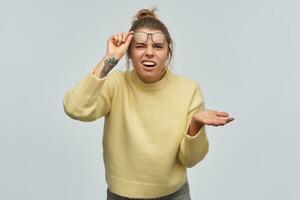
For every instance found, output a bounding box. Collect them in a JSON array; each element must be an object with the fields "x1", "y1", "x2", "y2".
[{"x1": 192, "y1": 109, "x2": 234, "y2": 127}]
